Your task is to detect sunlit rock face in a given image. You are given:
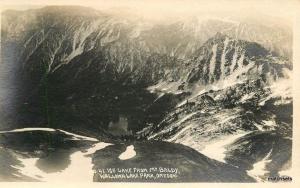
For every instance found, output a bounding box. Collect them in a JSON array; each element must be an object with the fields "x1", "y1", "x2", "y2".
[{"x1": 0, "y1": 6, "x2": 292, "y2": 182}]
